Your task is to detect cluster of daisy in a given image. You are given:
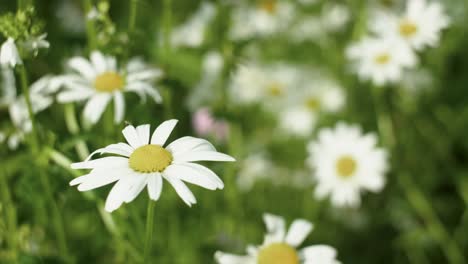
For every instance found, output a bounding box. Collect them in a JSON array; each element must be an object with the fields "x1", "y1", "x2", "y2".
[{"x1": 347, "y1": 0, "x2": 450, "y2": 85}]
